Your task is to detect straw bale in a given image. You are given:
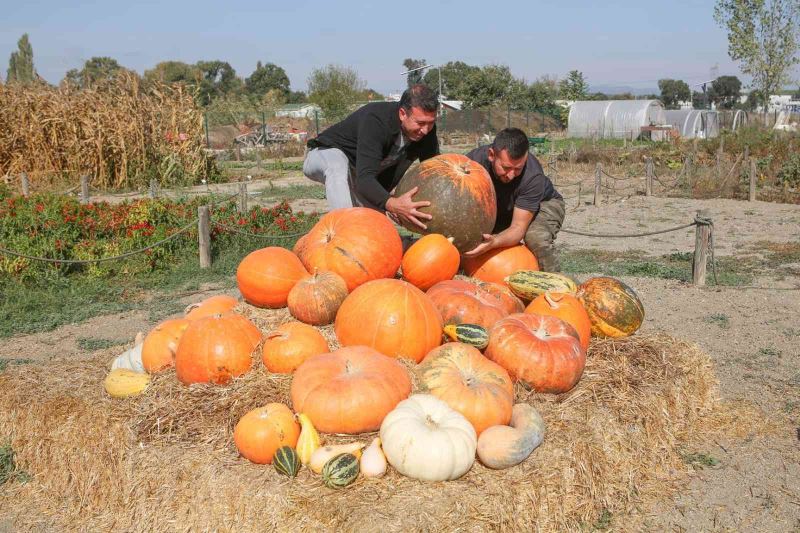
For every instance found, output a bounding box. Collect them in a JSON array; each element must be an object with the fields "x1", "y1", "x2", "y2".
[
  {"x1": 0, "y1": 317, "x2": 770, "y2": 532},
  {"x1": 0, "y1": 73, "x2": 210, "y2": 191}
]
